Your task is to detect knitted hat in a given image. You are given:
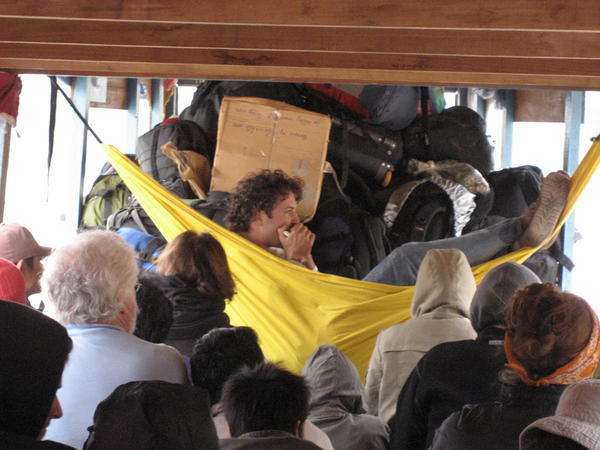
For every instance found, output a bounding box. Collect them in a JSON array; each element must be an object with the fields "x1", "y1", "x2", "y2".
[
  {"x1": 0, "y1": 223, "x2": 51, "y2": 263},
  {"x1": 0, "y1": 257, "x2": 26, "y2": 304},
  {"x1": 520, "y1": 379, "x2": 600, "y2": 449}
]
